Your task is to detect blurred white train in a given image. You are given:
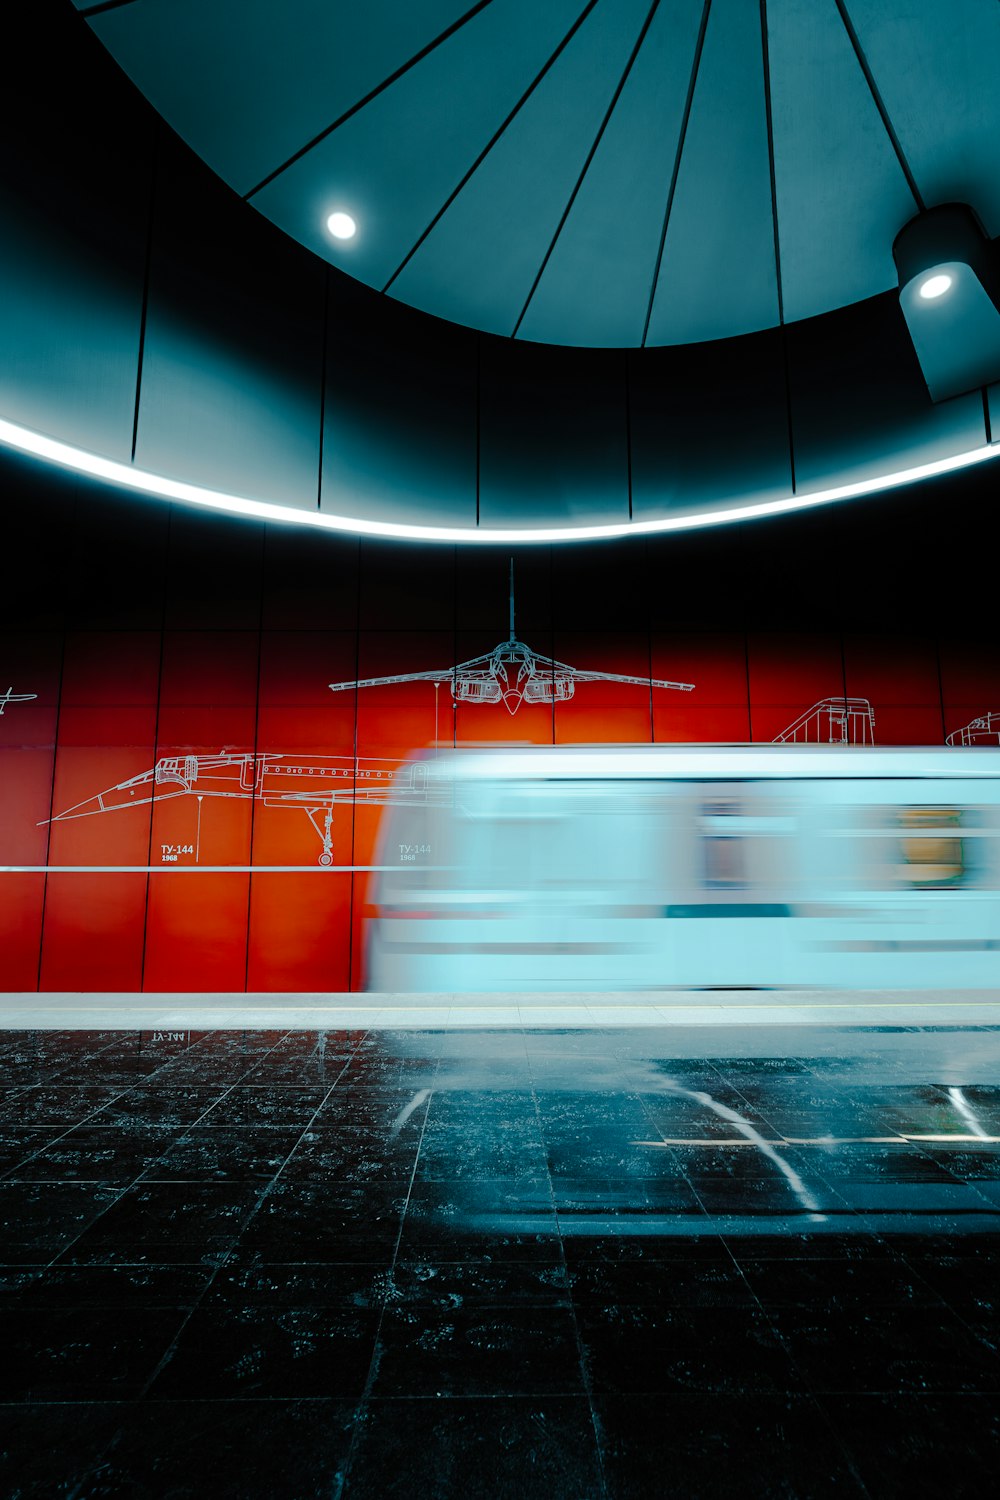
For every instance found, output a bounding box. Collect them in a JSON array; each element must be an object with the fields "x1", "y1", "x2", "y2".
[{"x1": 365, "y1": 746, "x2": 1000, "y2": 992}]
